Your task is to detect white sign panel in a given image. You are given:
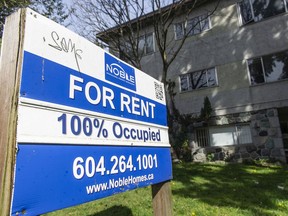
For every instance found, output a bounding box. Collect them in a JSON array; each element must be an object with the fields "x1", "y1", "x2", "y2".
[
  {"x1": 11, "y1": 9, "x2": 172, "y2": 216},
  {"x1": 17, "y1": 9, "x2": 169, "y2": 147}
]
